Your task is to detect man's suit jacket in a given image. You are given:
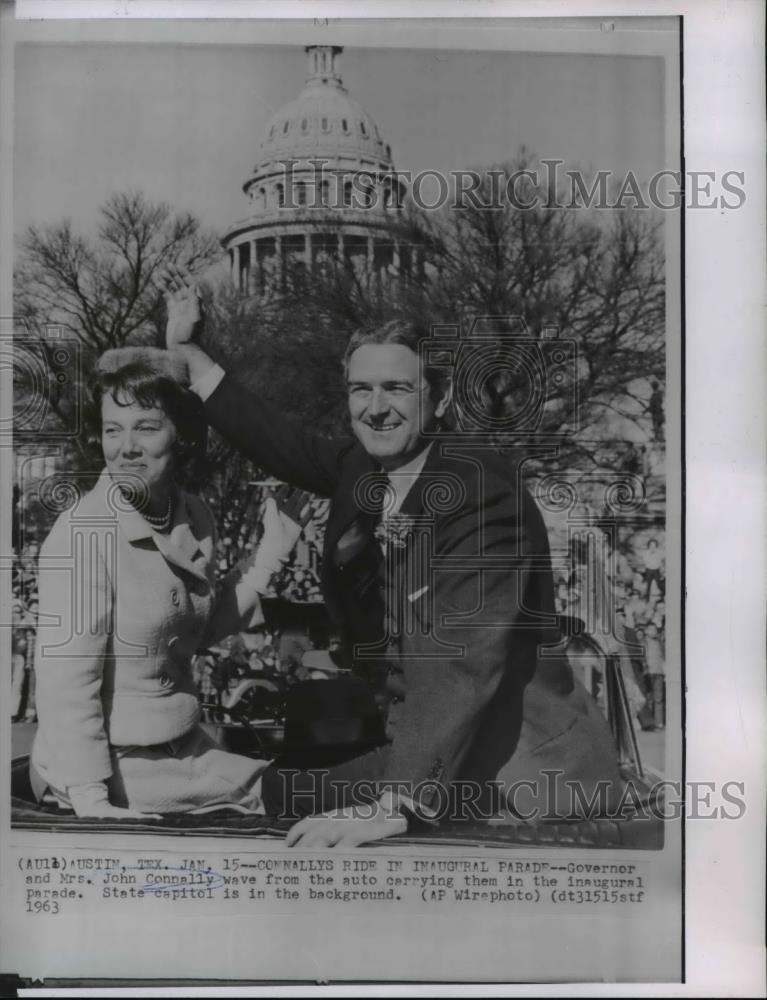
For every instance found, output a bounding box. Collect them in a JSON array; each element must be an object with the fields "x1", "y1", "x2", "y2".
[{"x1": 205, "y1": 376, "x2": 621, "y2": 818}]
